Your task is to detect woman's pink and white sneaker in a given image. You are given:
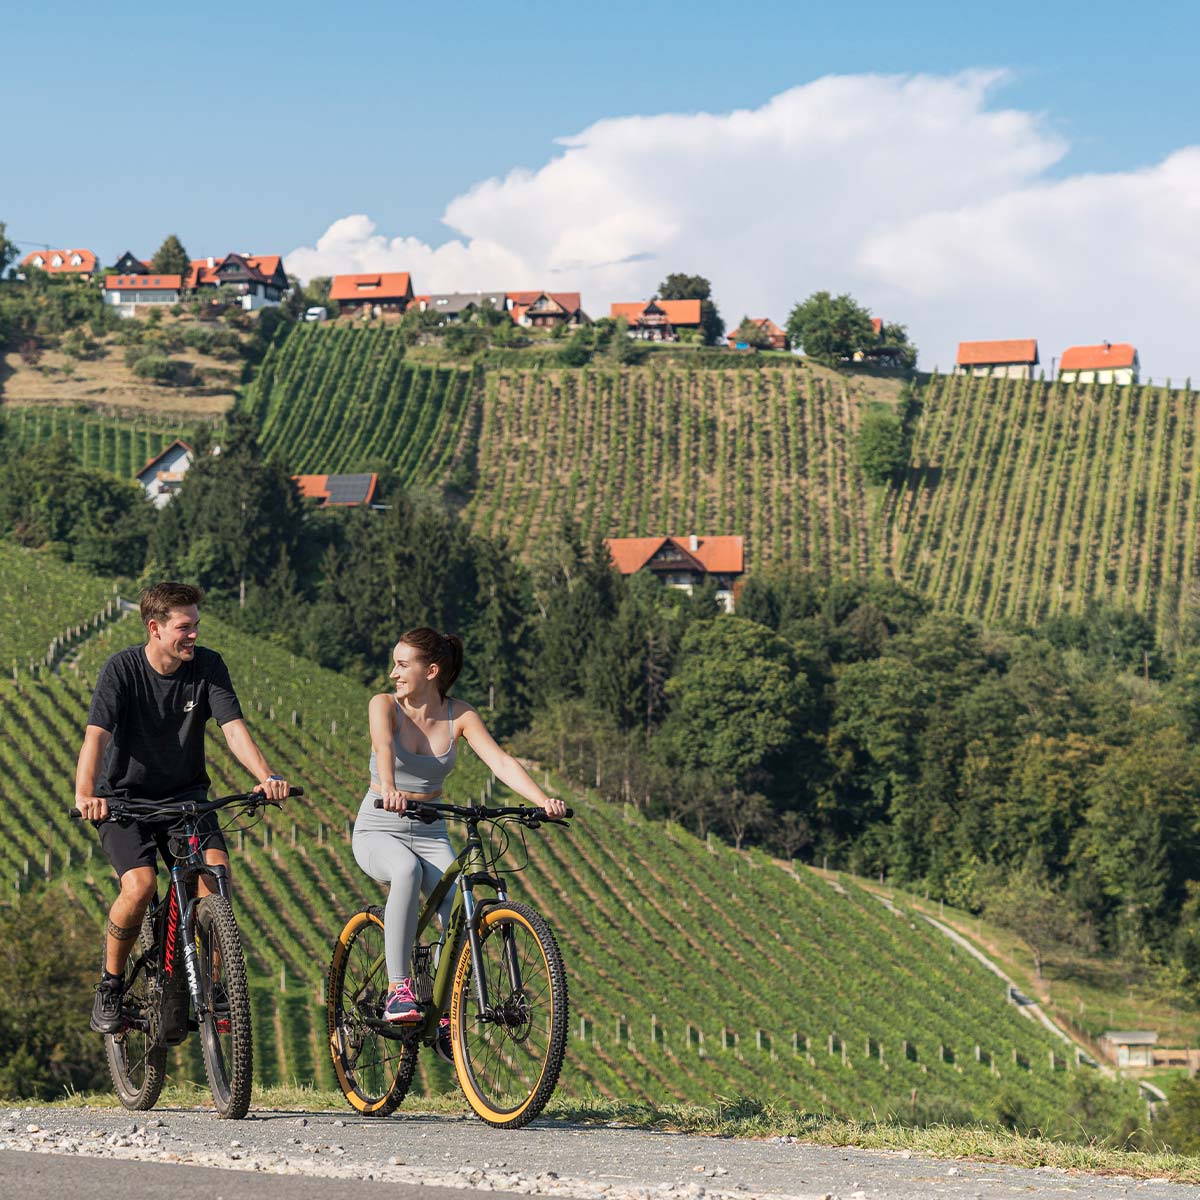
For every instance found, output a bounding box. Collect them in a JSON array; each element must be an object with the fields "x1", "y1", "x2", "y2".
[{"x1": 383, "y1": 979, "x2": 422, "y2": 1023}]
